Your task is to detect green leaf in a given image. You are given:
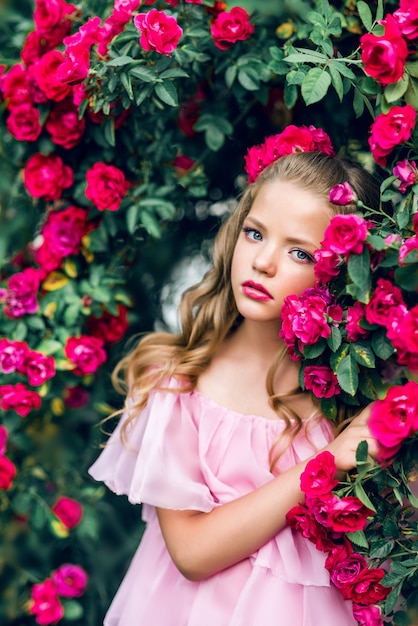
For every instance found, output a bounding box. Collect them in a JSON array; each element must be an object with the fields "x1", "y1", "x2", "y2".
[
  {"x1": 355, "y1": 440, "x2": 369, "y2": 465},
  {"x1": 34, "y1": 339, "x2": 62, "y2": 356},
  {"x1": 371, "y1": 328, "x2": 394, "y2": 360},
  {"x1": 225, "y1": 65, "x2": 237, "y2": 88},
  {"x1": 327, "y1": 64, "x2": 344, "y2": 101},
  {"x1": 384, "y1": 76, "x2": 409, "y2": 103},
  {"x1": 130, "y1": 66, "x2": 157, "y2": 82},
  {"x1": 351, "y1": 342, "x2": 375, "y2": 368},
  {"x1": 302, "y1": 338, "x2": 327, "y2": 359},
  {"x1": 357, "y1": 1, "x2": 373, "y2": 31},
  {"x1": 394, "y1": 263, "x2": 418, "y2": 291},
  {"x1": 135, "y1": 84, "x2": 153, "y2": 107},
  {"x1": 366, "y1": 234, "x2": 386, "y2": 251},
  {"x1": 238, "y1": 68, "x2": 260, "y2": 91},
  {"x1": 284, "y1": 83, "x2": 298, "y2": 109},
  {"x1": 347, "y1": 247, "x2": 371, "y2": 290},
  {"x1": 405, "y1": 76, "x2": 418, "y2": 110},
  {"x1": 353, "y1": 87, "x2": 365, "y2": 118},
  {"x1": 369, "y1": 539, "x2": 395, "y2": 559},
  {"x1": 354, "y1": 480, "x2": 376, "y2": 512},
  {"x1": 140, "y1": 211, "x2": 162, "y2": 238},
  {"x1": 406, "y1": 61, "x2": 418, "y2": 79},
  {"x1": 335, "y1": 353, "x2": 358, "y2": 395},
  {"x1": 320, "y1": 396, "x2": 338, "y2": 421},
  {"x1": 159, "y1": 68, "x2": 189, "y2": 79},
  {"x1": 61, "y1": 600, "x2": 83, "y2": 621},
  {"x1": 120, "y1": 72, "x2": 134, "y2": 100},
  {"x1": 346, "y1": 529, "x2": 369, "y2": 548},
  {"x1": 327, "y1": 325, "x2": 342, "y2": 352},
  {"x1": 301, "y1": 67, "x2": 331, "y2": 105},
  {"x1": 286, "y1": 69, "x2": 306, "y2": 85},
  {"x1": 107, "y1": 55, "x2": 135, "y2": 67},
  {"x1": 13, "y1": 321, "x2": 28, "y2": 341},
  {"x1": 383, "y1": 586, "x2": 402, "y2": 614},
  {"x1": 332, "y1": 62, "x2": 356, "y2": 80},
  {"x1": 126, "y1": 204, "x2": 140, "y2": 234},
  {"x1": 140, "y1": 198, "x2": 176, "y2": 219},
  {"x1": 155, "y1": 81, "x2": 178, "y2": 107}
]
